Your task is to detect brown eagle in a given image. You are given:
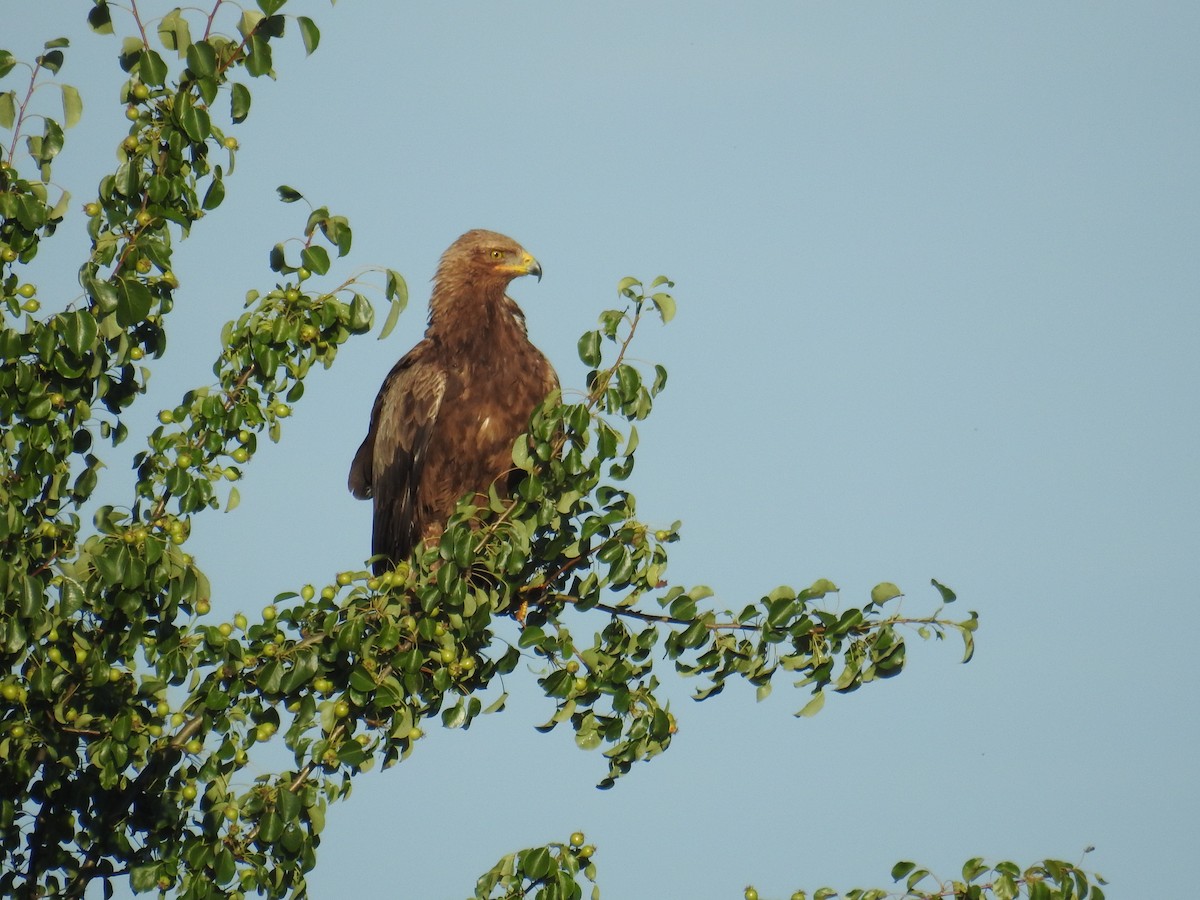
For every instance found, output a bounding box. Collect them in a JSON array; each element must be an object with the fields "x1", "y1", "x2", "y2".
[{"x1": 348, "y1": 229, "x2": 558, "y2": 574}]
